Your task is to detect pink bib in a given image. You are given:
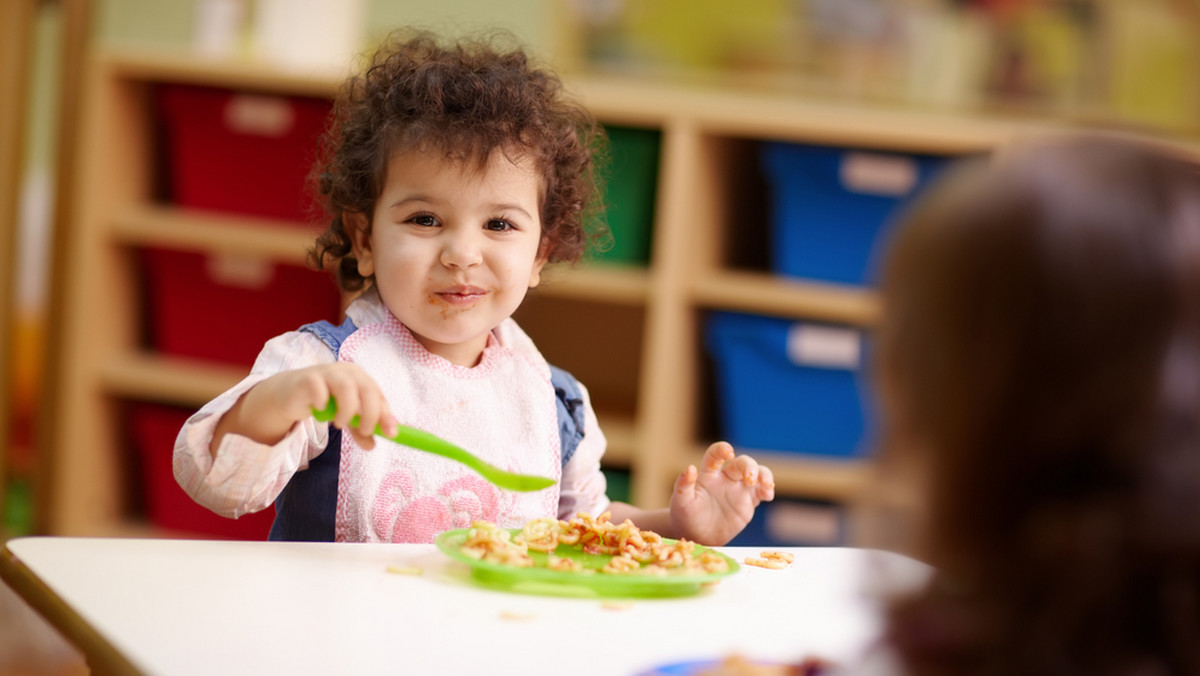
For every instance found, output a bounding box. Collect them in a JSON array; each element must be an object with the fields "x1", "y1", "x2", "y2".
[{"x1": 333, "y1": 315, "x2": 561, "y2": 542}]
